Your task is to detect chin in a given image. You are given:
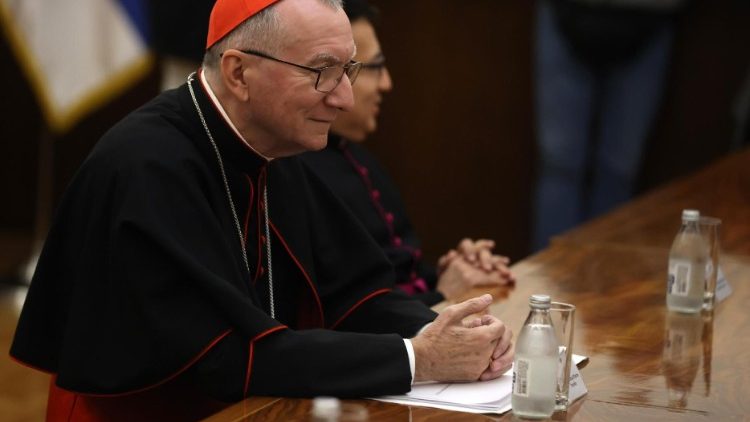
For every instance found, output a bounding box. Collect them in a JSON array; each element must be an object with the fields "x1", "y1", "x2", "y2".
[
  {"x1": 345, "y1": 126, "x2": 371, "y2": 143},
  {"x1": 305, "y1": 134, "x2": 329, "y2": 151}
]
